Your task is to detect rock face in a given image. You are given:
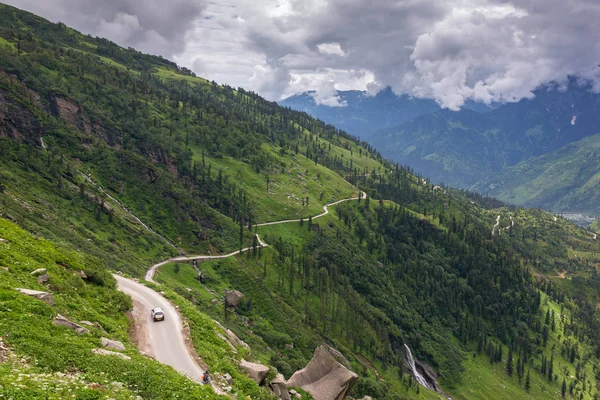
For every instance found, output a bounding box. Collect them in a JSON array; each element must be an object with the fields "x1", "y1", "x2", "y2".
[
  {"x1": 0, "y1": 89, "x2": 44, "y2": 146},
  {"x1": 225, "y1": 290, "x2": 244, "y2": 308},
  {"x1": 101, "y1": 337, "x2": 126, "y2": 352},
  {"x1": 92, "y1": 348, "x2": 131, "y2": 360},
  {"x1": 16, "y1": 288, "x2": 55, "y2": 306},
  {"x1": 287, "y1": 346, "x2": 358, "y2": 400},
  {"x1": 239, "y1": 359, "x2": 269, "y2": 385},
  {"x1": 270, "y1": 373, "x2": 291, "y2": 400},
  {"x1": 53, "y1": 314, "x2": 89, "y2": 335}
]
